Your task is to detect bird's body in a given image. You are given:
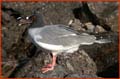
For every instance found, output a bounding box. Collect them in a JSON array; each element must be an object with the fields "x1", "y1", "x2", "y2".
[
  {"x1": 28, "y1": 24, "x2": 96, "y2": 55},
  {"x1": 19, "y1": 13, "x2": 110, "y2": 73}
]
